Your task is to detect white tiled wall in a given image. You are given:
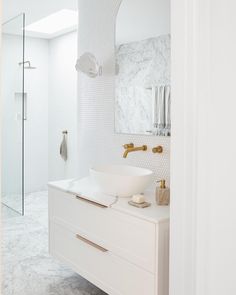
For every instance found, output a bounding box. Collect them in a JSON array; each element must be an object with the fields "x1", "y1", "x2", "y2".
[{"x1": 77, "y1": 0, "x2": 170, "y2": 186}]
